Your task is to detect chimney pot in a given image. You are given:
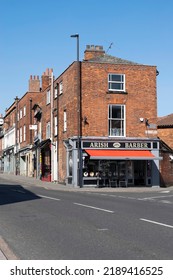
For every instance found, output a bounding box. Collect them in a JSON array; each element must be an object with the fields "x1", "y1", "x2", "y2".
[{"x1": 84, "y1": 44, "x2": 105, "y2": 60}]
